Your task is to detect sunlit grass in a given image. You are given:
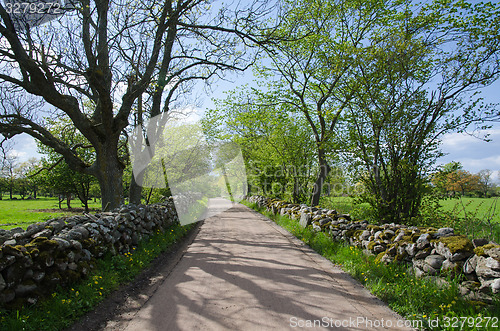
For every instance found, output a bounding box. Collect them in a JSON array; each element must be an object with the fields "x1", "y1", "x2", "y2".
[
  {"x1": 0, "y1": 197, "x2": 101, "y2": 230},
  {"x1": 0, "y1": 222, "x2": 196, "y2": 331},
  {"x1": 242, "y1": 200, "x2": 500, "y2": 330}
]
